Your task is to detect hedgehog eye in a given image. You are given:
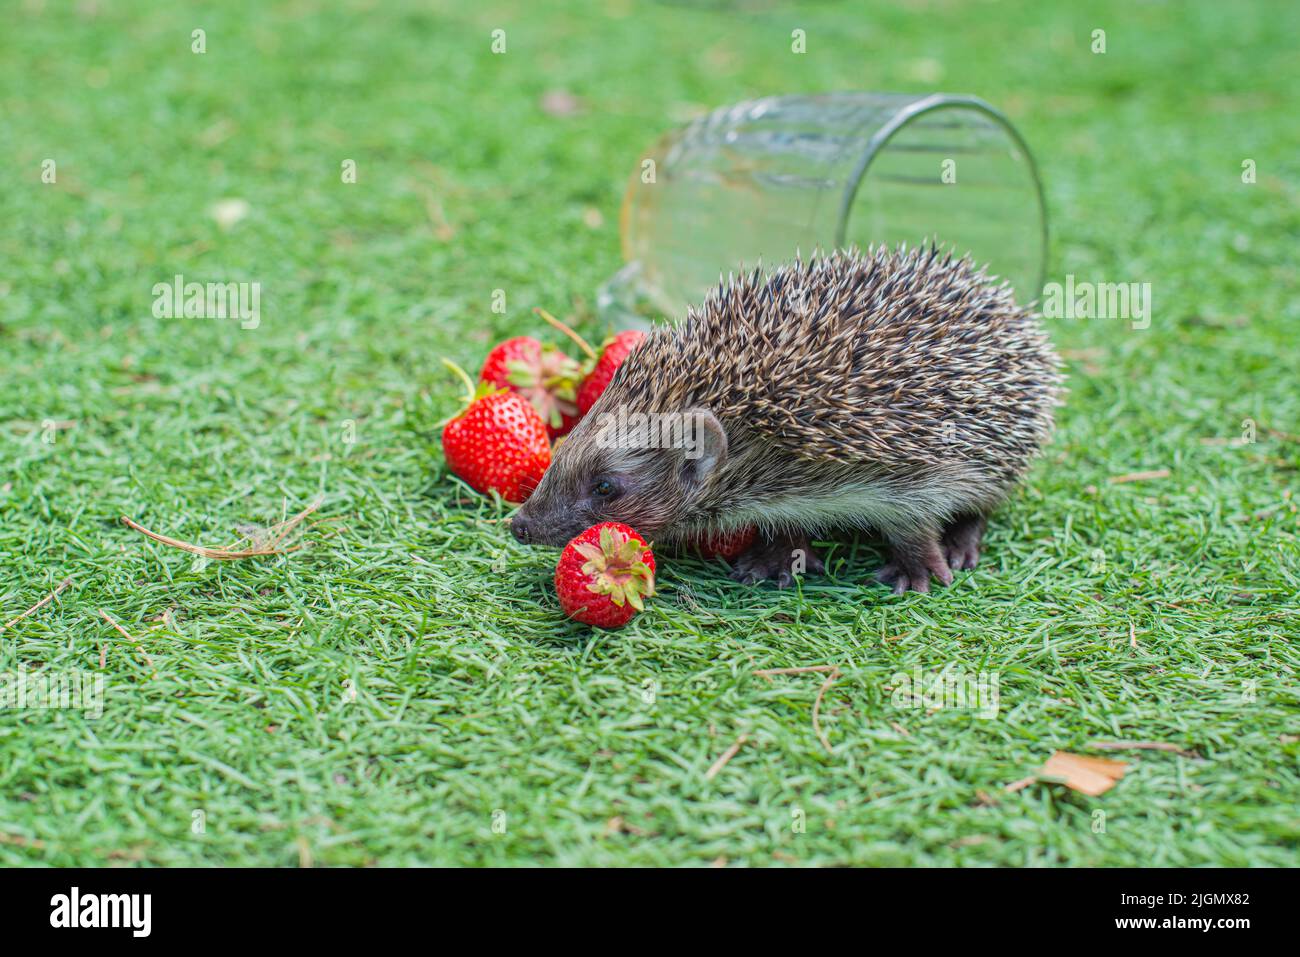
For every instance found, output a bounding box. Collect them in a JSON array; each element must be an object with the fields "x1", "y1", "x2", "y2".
[{"x1": 591, "y1": 478, "x2": 619, "y2": 499}]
